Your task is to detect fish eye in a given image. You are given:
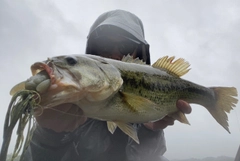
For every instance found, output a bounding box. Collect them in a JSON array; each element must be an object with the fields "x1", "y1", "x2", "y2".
[{"x1": 65, "y1": 56, "x2": 77, "y2": 66}]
